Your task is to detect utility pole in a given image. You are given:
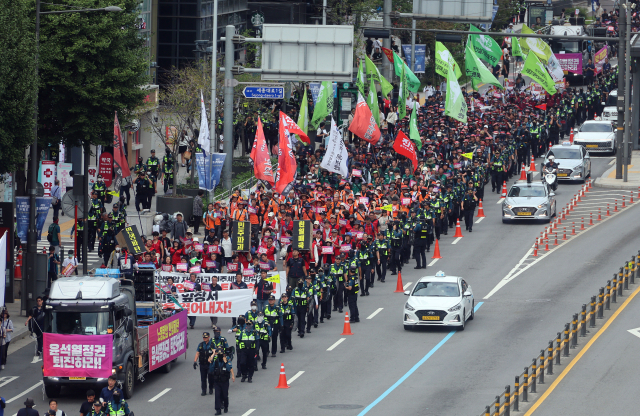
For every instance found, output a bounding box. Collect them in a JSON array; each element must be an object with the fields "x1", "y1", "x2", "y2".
[
  {"x1": 222, "y1": 25, "x2": 235, "y2": 191},
  {"x1": 209, "y1": 0, "x2": 218, "y2": 158},
  {"x1": 382, "y1": 0, "x2": 392, "y2": 80},
  {"x1": 411, "y1": 19, "x2": 416, "y2": 72},
  {"x1": 322, "y1": 0, "x2": 327, "y2": 25},
  {"x1": 623, "y1": 1, "x2": 631, "y2": 182},
  {"x1": 616, "y1": 4, "x2": 626, "y2": 179}
]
